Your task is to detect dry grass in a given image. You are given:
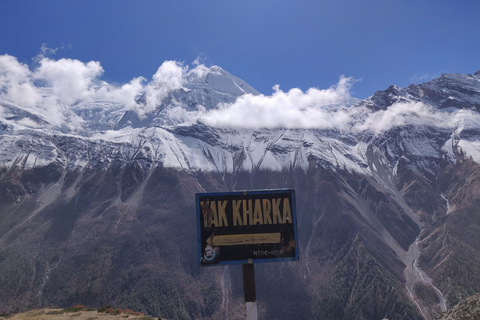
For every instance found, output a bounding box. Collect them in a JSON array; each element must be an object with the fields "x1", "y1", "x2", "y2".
[{"x1": 0, "y1": 309, "x2": 165, "y2": 320}]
